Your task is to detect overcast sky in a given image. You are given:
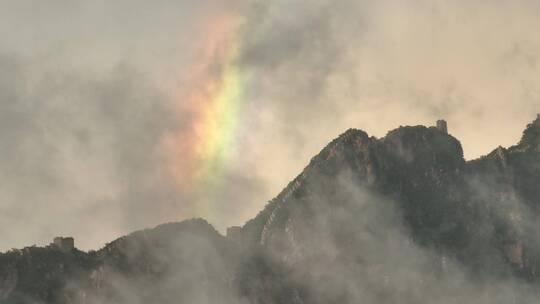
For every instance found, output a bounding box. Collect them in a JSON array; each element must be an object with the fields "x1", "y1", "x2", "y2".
[{"x1": 0, "y1": 0, "x2": 539, "y2": 251}]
